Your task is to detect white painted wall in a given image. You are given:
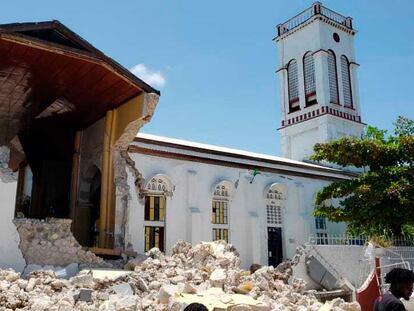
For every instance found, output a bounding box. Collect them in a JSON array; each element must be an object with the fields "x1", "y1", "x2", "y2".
[
  {"x1": 0, "y1": 180, "x2": 26, "y2": 272},
  {"x1": 280, "y1": 114, "x2": 365, "y2": 161},
  {"x1": 292, "y1": 245, "x2": 366, "y2": 289},
  {"x1": 276, "y1": 16, "x2": 365, "y2": 161},
  {"x1": 126, "y1": 151, "x2": 346, "y2": 269}
]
